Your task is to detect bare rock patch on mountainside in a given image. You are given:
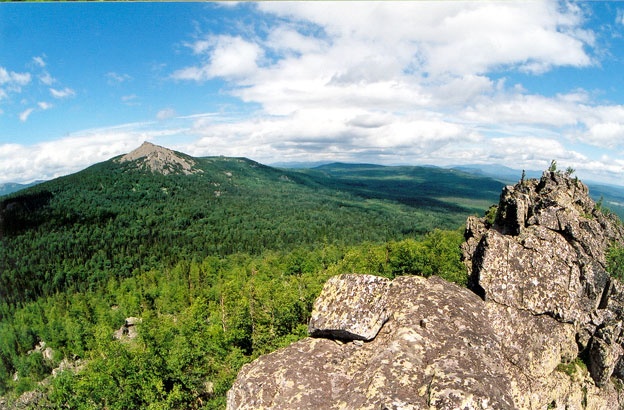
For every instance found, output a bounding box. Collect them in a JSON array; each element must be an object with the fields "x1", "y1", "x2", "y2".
[
  {"x1": 116, "y1": 141, "x2": 202, "y2": 175},
  {"x1": 227, "y1": 170, "x2": 624, "y2": 409}
]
